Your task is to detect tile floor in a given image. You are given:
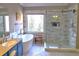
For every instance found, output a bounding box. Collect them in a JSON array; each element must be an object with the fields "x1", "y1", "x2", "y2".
[
  {"x1": 23, "y1": 43, "x2": 79, "y2": 56},
  {"x1": 23, "y1": 43, "x2": 45, "y2": 56}
]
